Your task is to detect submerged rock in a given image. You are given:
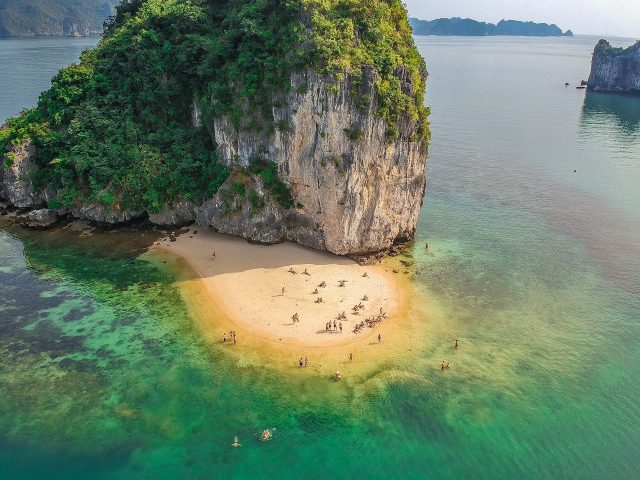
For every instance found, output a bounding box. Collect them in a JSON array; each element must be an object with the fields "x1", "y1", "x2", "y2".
[{"x1": 587, "y1": 40, "x2": 640, "y2": 94}]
